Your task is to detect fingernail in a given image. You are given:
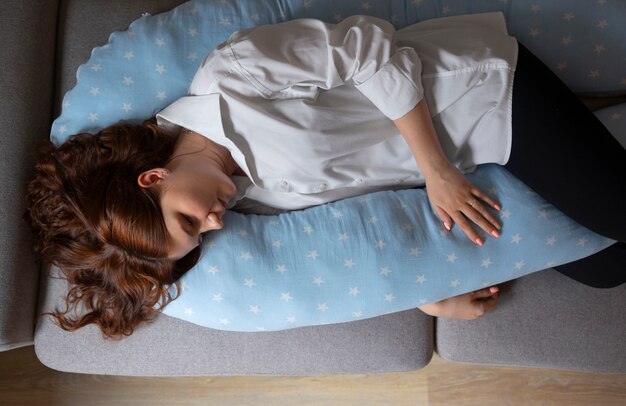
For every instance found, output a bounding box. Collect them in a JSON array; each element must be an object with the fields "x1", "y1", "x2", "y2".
[
  {"x1": 490, "y1": 286, "x2": 499, "y2": 293},
  {"x1": 444, "y1": 222, "x2": 451, "y2": 231},
  {"x1": 491, "y1": 230, "x2": 500, "y2": 238},
  {"x1": 475, "y1": 238, "x2": 483, "y2": 246},
  {"x1": 495, "y1": 204, "x2": 501, "y2": 211}
]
